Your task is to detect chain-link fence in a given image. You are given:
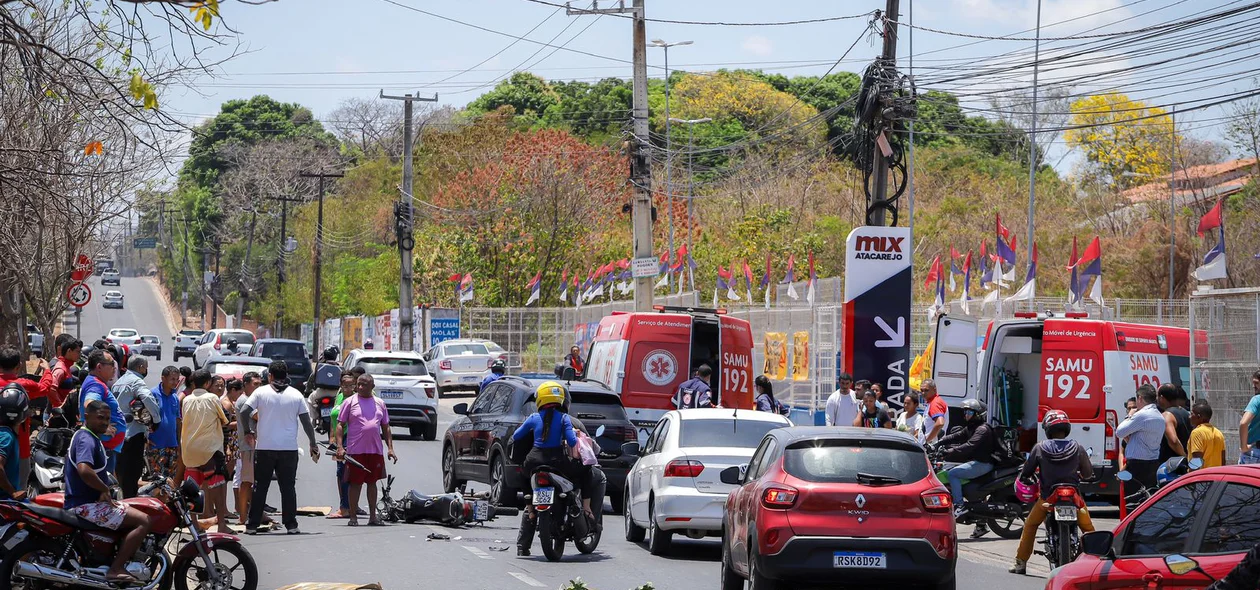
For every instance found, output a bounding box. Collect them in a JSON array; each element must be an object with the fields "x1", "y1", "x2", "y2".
[{"x1": 1190, "y1": 288, "x2": 1260, "y2": 463}]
